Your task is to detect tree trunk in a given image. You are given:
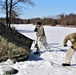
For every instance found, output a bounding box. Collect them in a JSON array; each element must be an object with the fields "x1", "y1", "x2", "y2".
[
  {"x1": 9, "y1": 0, "x2": 12, "y2": 27},
  {"x1": 6, "y1": 0, "x2": 9, "y2": 26}
]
